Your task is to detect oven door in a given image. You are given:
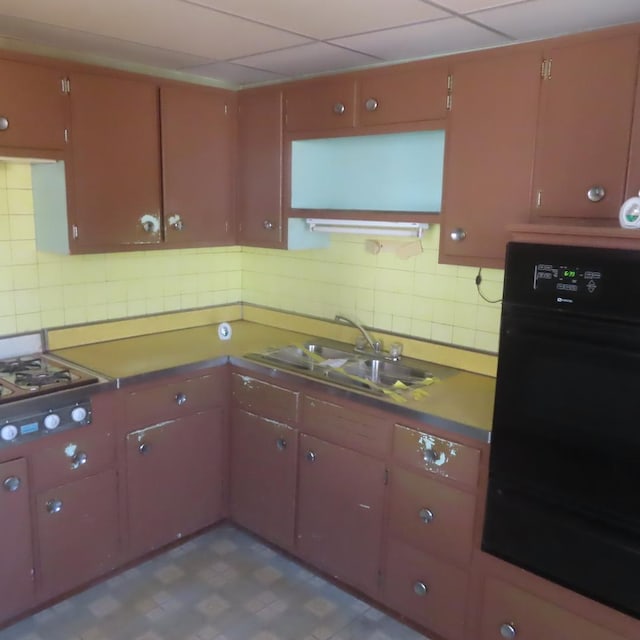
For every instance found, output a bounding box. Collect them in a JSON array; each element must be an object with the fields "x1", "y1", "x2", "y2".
[{"x1": 483, "y1": 304, "x2": 640, "y2": 617}]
